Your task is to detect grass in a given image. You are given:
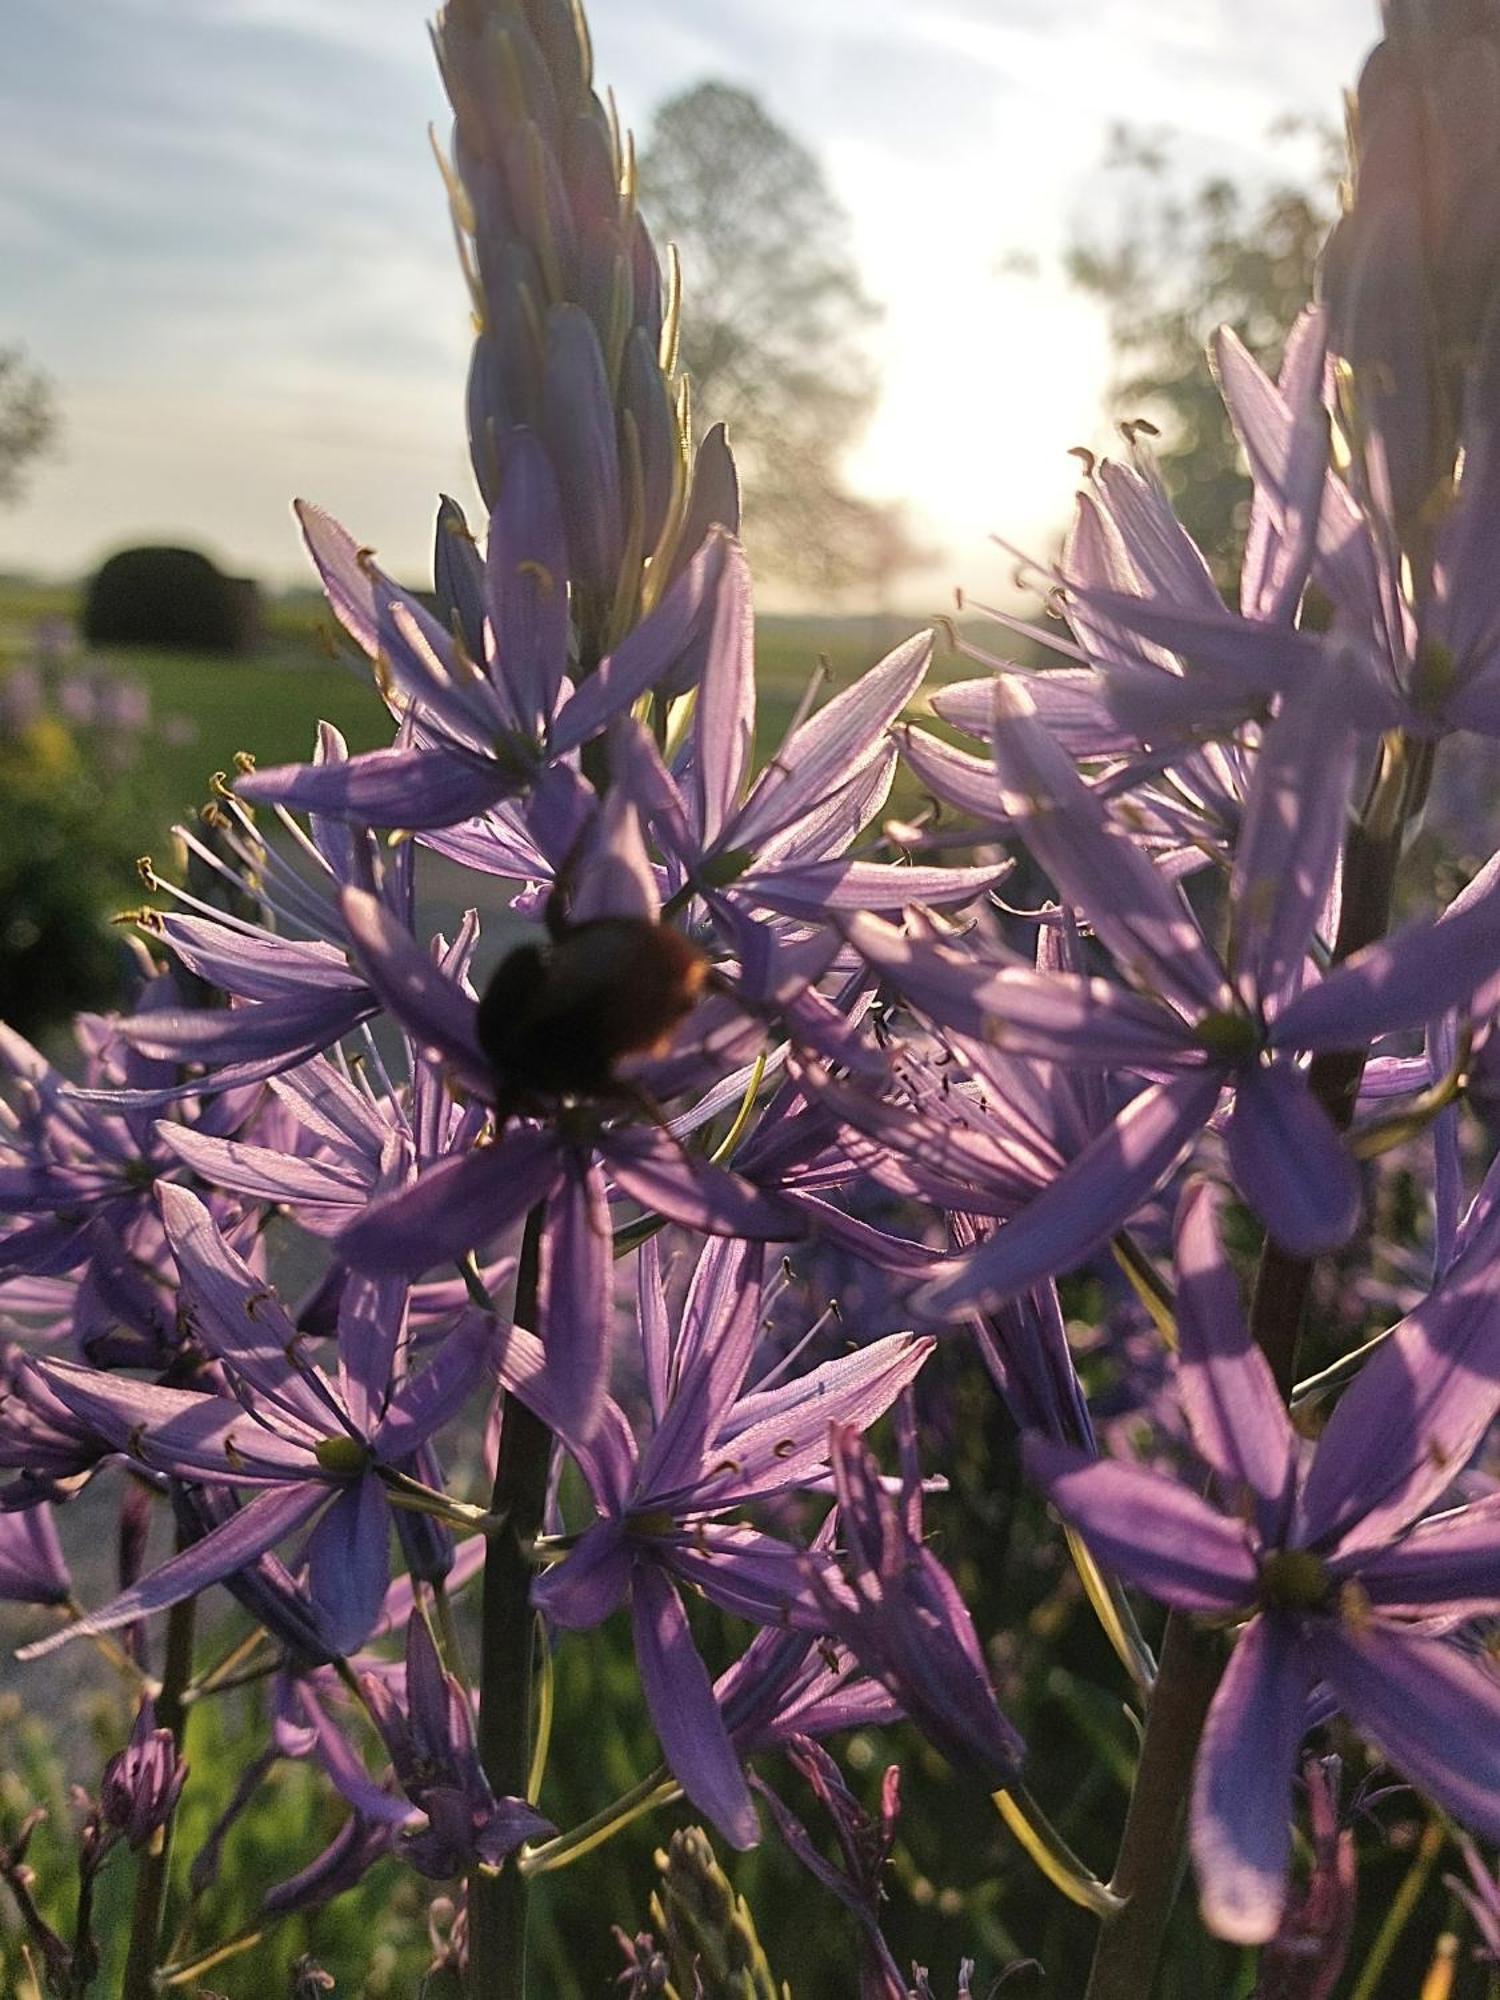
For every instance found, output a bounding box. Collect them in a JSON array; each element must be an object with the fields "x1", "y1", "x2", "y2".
[{"x1": 1, "y1": 580, "x2": 942, "y2": 849}]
